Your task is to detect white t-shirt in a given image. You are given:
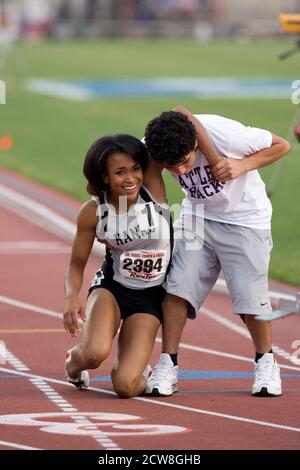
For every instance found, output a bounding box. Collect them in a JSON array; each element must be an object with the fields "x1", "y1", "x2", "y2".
[{"x1": 169, "y1": 114, "x2": 273, "y2": 230}]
